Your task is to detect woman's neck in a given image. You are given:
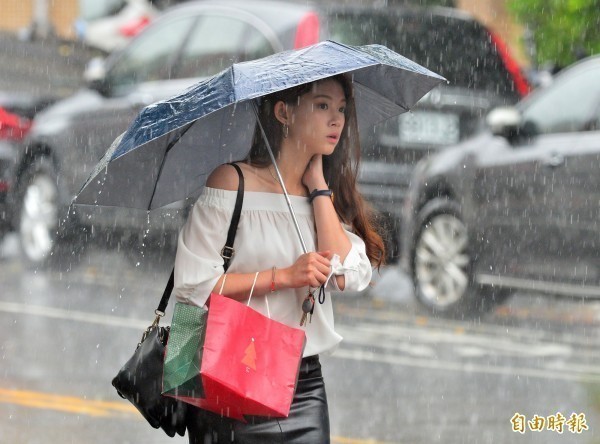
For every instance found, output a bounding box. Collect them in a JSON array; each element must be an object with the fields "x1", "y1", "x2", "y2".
[{"x1": 273, "y1": 143, "x2": 311, "y2": 195}]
